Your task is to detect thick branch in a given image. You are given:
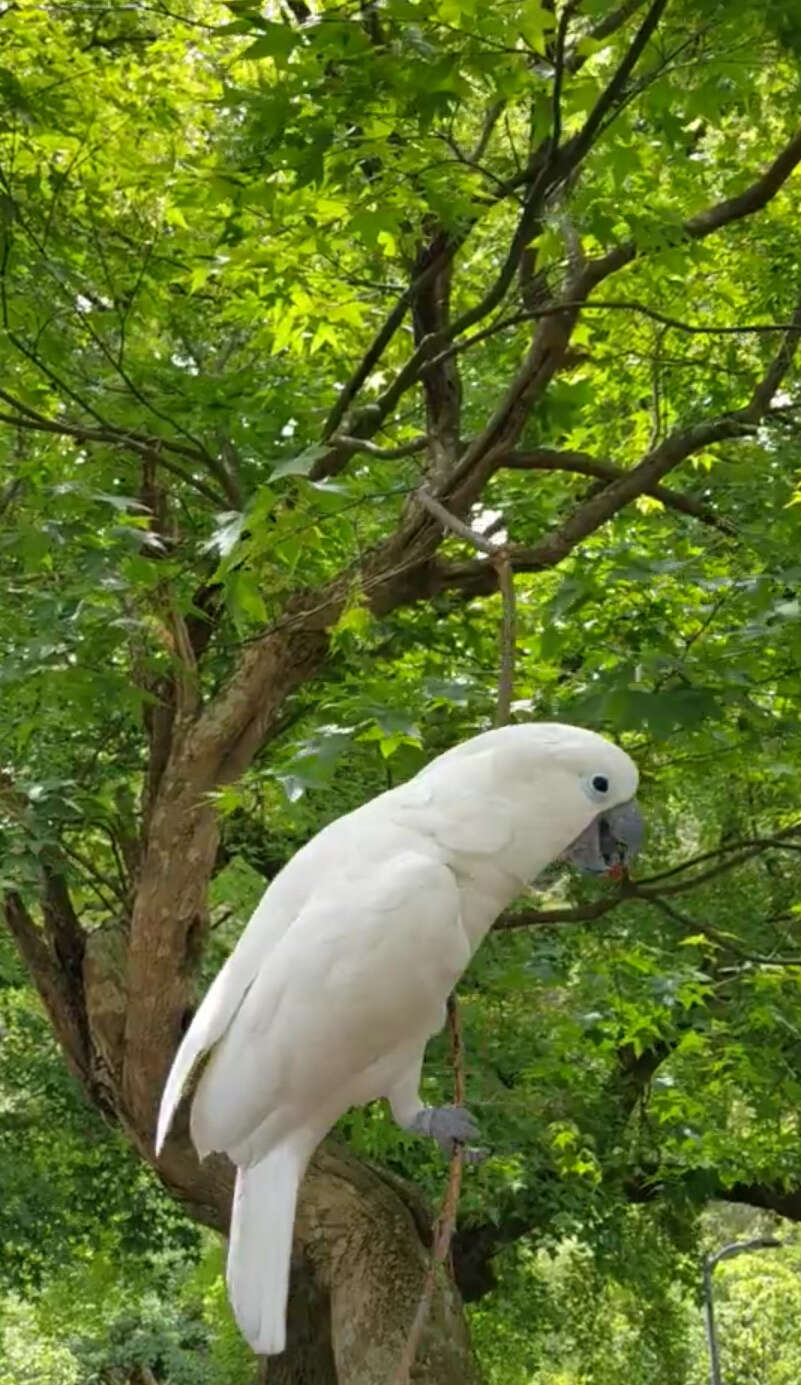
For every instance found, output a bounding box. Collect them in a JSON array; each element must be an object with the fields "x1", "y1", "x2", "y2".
[
  {"x1": 431, "y1": 290, "x2": 801, "y2": 596},
  {"x1": 717, "y1": 1182, "x2": 801, "y2": 1222},
  {"x1": 321, "y1": 293, "x2": 412, "y2": 440}
]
